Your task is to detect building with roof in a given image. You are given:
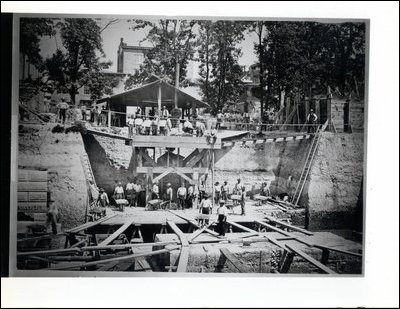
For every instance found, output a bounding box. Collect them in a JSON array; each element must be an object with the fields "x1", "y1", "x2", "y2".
[{"x1": 117, "y1": 38, "x2": 151, "y2": 74}]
